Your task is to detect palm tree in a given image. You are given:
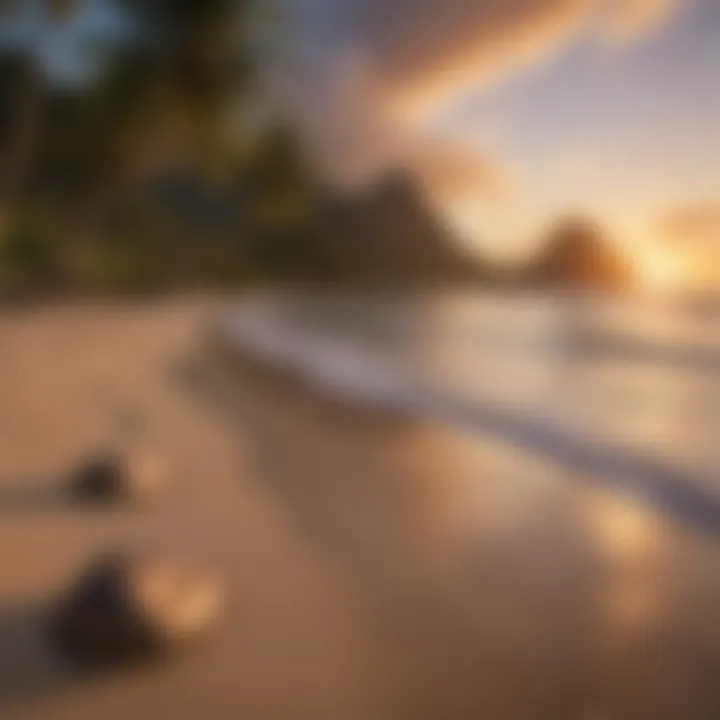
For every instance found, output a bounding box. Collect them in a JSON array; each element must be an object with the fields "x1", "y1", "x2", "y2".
[
  {"x1": 0, "y1": 1, "x2": 86, "y2": 221},
  {"x1": 105, "y1": 1, "x2": 253, "y2": 177}
]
